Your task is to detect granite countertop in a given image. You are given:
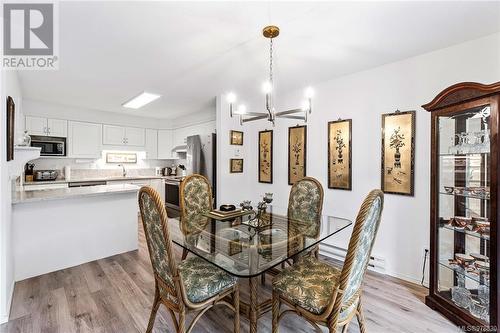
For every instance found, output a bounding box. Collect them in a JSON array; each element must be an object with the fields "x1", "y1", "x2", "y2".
[
  {"x1": 13, "y1": 184, "x2": 140, "y2": 204},
  {"x1": 23, "y1": 175, "x2": 183, "y2": 186}
]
